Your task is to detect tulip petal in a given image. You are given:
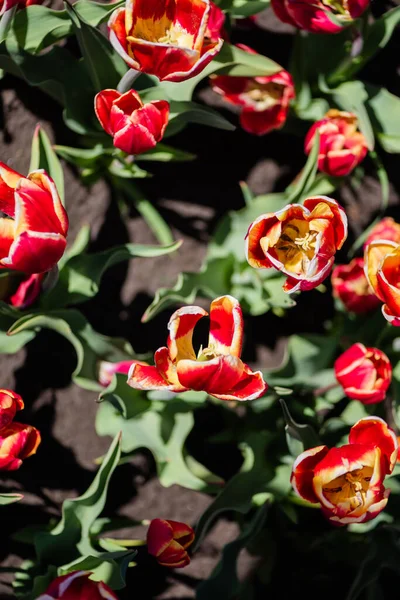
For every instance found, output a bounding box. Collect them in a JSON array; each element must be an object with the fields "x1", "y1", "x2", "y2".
[
  {"x1": 240, "y1": 104, "x2": 287, "y2": 136},
  {"x1": 9, "y1": 273, "x2": 44, "y2": 310},
  {"x1": 167, "y1": 305, "x2": 207, "y2": 361},
  {"x1": 127, "y1": 360, "x2": 181, "y2": 391},
  {"x1": 147, "y1": 518, "x2": 174, "y2": 557},
  {"x1": 291, "y1": 445, "x2": 330, "y2": 504},
  {"x1": 304, "y1": 196, "x2": 348, "y2": 251},
  {"x1": 94, "y1": 89, "x2": 122, "y2": 135},
  {"x1": 3, "y1": 230, "x2": 67, "y2": 274},
  {"x1": 166, "y1": 519, "x2": 195, "y2": 548},
  {"x1": 154, "y1": 346, "x2": 187, "y2": 391},
  {"x1": 364, "y1": 239, "x2": 398, "y2": 300},
  {"x1": 0, "y1": 162, "x2": 21, "y2": 217},
  {"x1": 0, "y1": 217, "x2": 15, "y2": 260},
  {"x1": 211, "y1": 365, "x2": 267, "y2": 401},
  {"x1": 334, "y1": 342, "x2": 366, "y2": 379},
  {"x1": 208, "y1": 295, "x2": 243, "y2": 357},
  {"x1": 176, "y1": 354, "x2": 244, "y2": 395},
  {"x1": 349, "y1": 416, "x2": 398, "y2": 475},
  {"x1": 17, "y1": 171, "x2": 68, "y2": 236}
]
